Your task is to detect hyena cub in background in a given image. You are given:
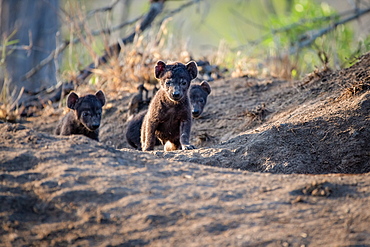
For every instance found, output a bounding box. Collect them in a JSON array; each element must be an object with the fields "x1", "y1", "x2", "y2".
[
  {"x1": 189, "y1": 80, "x2": 211, "y2": 118},
  {"x1": 140, "y1": 60, "x2": 198, "y2": 151},
  {"x1": 125, "y1": 80, "x2": 211, "y2": 150},
  {"x1": 55, "y1": 91, "x2": 106, "y2": 141},
  {"x1": 127, "y1": 84, "x2": 149, "y2": 118}
]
